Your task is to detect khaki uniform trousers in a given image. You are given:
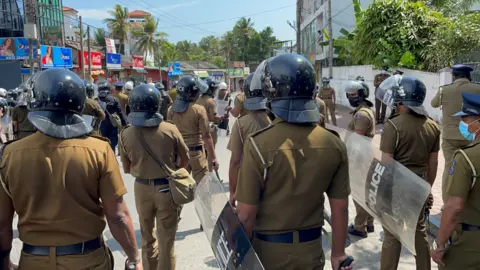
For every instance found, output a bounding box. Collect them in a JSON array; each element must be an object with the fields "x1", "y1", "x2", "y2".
[
  {"x1": 380, "y1": 207, "x2": 430, "y2": 270},
  {"x1": 187, "y1": 148, "x2": 209, "y2": 184},
  {"x1": 135, "y1": 182, "x2": 179, "y2": 270},
  {"x1": 441, "y1": 139, "x2": 470, "y2": 204},
  {"x1": 252, "y1": 235, "x2": 325, "y2": 270},
  {"x1": 324, "y1": 99, "x2": 337, "y2": 126},
  {"x1": 19, "y1": 245, "x2": 113, "y2": 270},
  {"x1": 439, "y1": 230, "x2": 480, "y2": 270},
  {"x1": 210, "y1": 126, "x2": 218, "y2": 147},
  {"x1": 353, "y1": 201, "x2": 374, "y2": 233}
]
